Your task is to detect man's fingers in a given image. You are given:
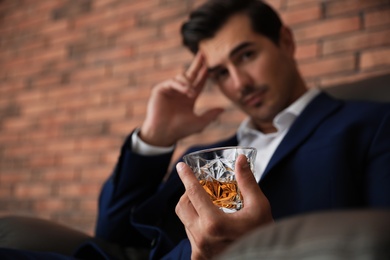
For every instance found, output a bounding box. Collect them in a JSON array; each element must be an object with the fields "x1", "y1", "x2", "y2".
[
  {"x1": 159, "y1": 79, "x2": 195, "y2": 97},
  {"x1": 192, "y1": 63, "x2": 208, "y2": 91},
  {"x1": 176, "y1": 162, "x2": 216, "y2": 215},
  {"x1": 235, "y1": 155, "x2": 264, "y2": 207},
  {"x1": 185, "y1": 52, "x2": 205, "y2": 82},
  {"x1": 176, "y1": 193, "x2": 198, "y2": 226},
  {"x1": 198, "y1": 108, "x2": 225, "y2": 127}
]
